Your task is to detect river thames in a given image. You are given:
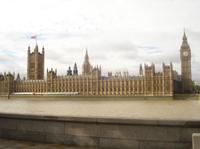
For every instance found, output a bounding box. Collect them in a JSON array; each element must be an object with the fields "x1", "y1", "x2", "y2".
[{"x1": 0, "y1": 97, "x2": 200, "y2": 121}]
